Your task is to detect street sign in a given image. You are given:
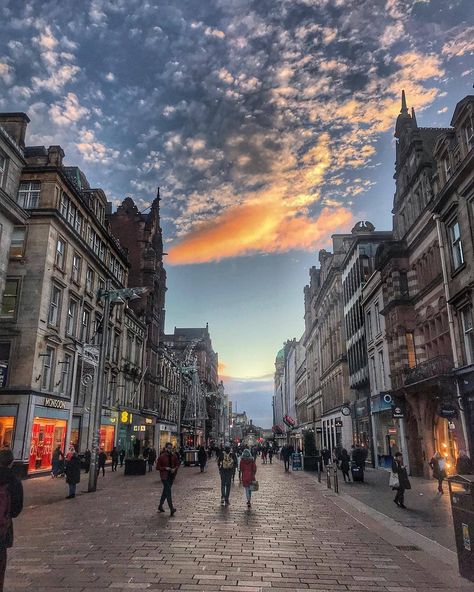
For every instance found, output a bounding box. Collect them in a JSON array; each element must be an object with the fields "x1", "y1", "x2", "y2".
[
  {"x1": 392, "y1": 406, "x2": 404, "y2": 419},
  {"x1": 83, "y1": 344, "x2": 100, "y2": 366},
  {"x1": 316, "y1": 427, "x2": 322, "y2": 434},
  {"x1": 335, "y1": 419, "x2": 343, "y2": 428},
  {"x1": 439, "y1": 403, "x2": 457, "y2": 419}
]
